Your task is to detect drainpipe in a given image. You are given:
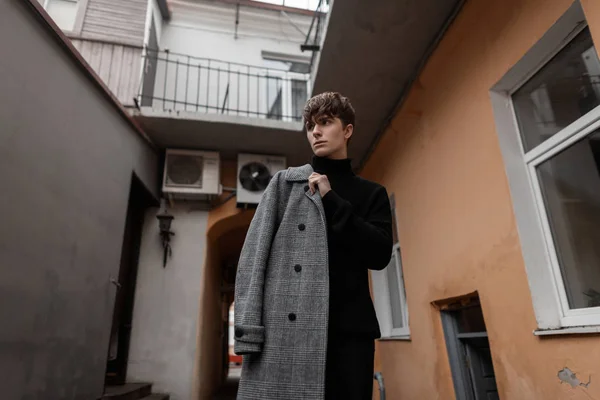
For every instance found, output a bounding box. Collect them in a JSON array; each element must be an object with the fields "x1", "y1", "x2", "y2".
[{"x1": 374, "y1": 372, "x2": 385, "y2": 400}]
